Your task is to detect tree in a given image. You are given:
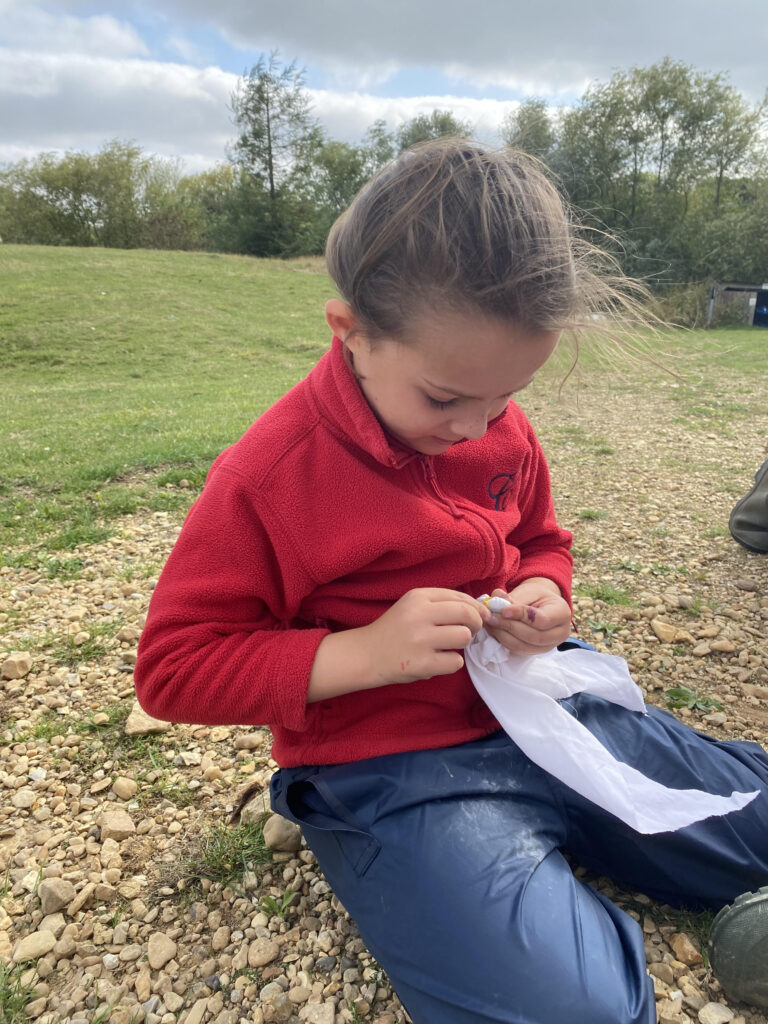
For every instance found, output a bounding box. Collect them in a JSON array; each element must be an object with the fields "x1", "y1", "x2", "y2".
[
  {"x1": 396, "y1": 109, "x2": 472, "y2": 152},
  {"x1": 362, "y1": 119, "x2": 397, "y2": 172},
  {"x1": 229, "y1": 52, "x2": 324, "y2": 201},
  {"x1": 0, "y1": 140, "x2": 199, "y2": 249},
  {"x1": 501, "y1": 98, "x2": 555, "y2": 163}
]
